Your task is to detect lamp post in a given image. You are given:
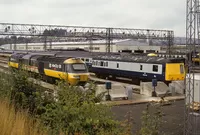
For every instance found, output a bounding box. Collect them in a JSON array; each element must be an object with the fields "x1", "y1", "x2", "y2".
[
  {"x1": 105, "y1": 81, "x2": 111, "y2": 101},
  {"x1": 152, "y1": 79, "x2": 157, "y2": 97}
]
